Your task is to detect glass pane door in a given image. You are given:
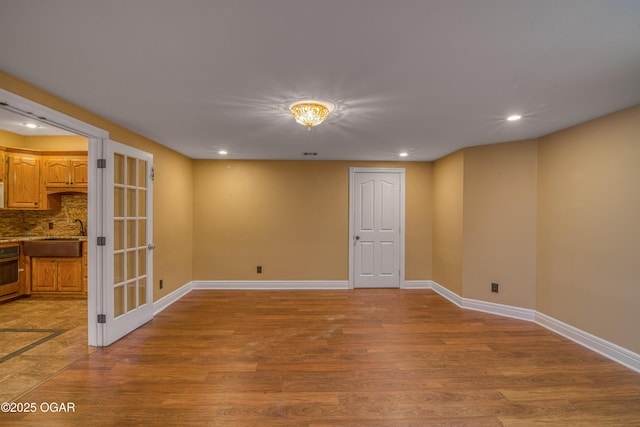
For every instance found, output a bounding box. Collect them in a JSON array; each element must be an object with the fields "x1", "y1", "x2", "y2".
[
  {"x1": 113, "y1": 153, "x2": 148, "y2": 317},
  {"x1": 104, "y1": 140, "x2": 153, "y2": 345}
]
